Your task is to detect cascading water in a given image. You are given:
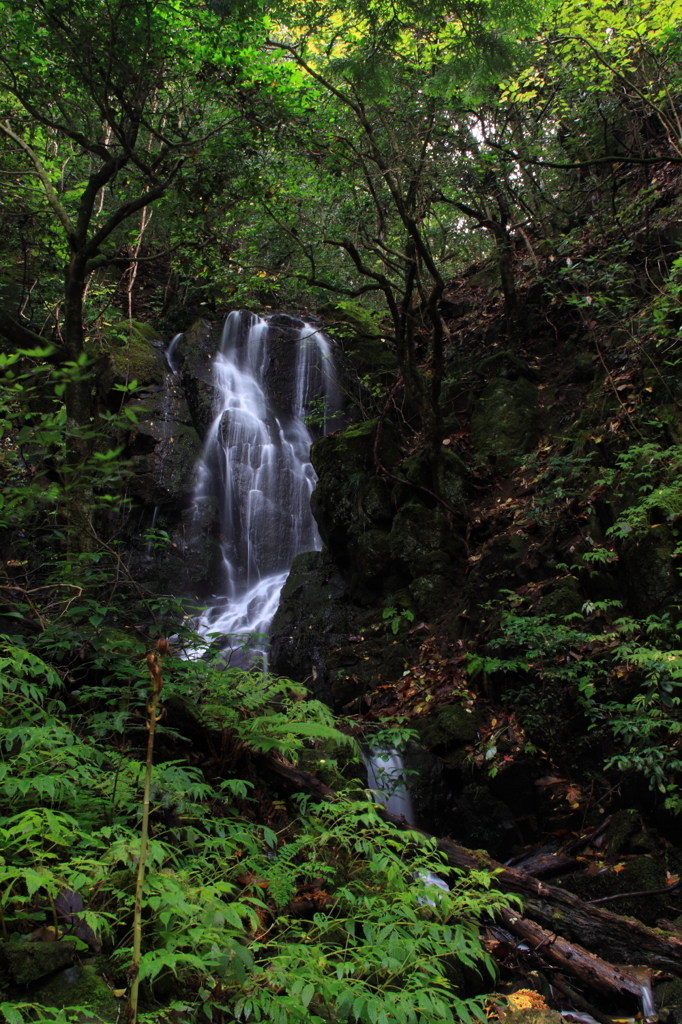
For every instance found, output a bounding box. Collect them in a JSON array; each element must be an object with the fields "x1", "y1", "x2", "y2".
[
  {"x1": 189, "y1": 310, "x2": 339, "y2": 662},
  {"x1": 166, "y1": 332, "x2": 182, "y2": 374},
  {"x1": 363, "y1": 749, "x2": 415, "y2": 823}
]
